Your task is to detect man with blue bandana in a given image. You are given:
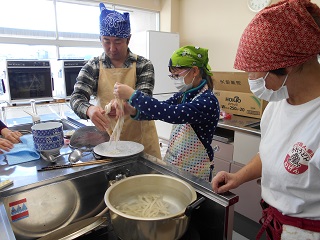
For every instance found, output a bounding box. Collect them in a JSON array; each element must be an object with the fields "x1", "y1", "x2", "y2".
[{"x1": 70, "y1": 3, "x2": 161, "y2": 159}]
